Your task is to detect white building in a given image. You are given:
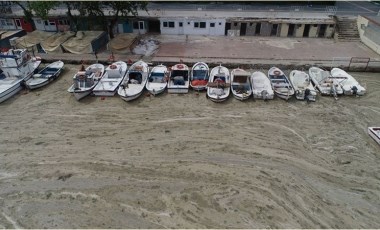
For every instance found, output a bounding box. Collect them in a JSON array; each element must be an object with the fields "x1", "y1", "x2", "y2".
[{"x1": 160, "y1": 18, "x2": 226, "y2": 36}]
